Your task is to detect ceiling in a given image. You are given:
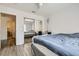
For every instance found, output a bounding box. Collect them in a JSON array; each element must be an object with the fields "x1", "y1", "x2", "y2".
[{"x1": 0, "y1": 3, "x2": 79, "y2": 17}]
